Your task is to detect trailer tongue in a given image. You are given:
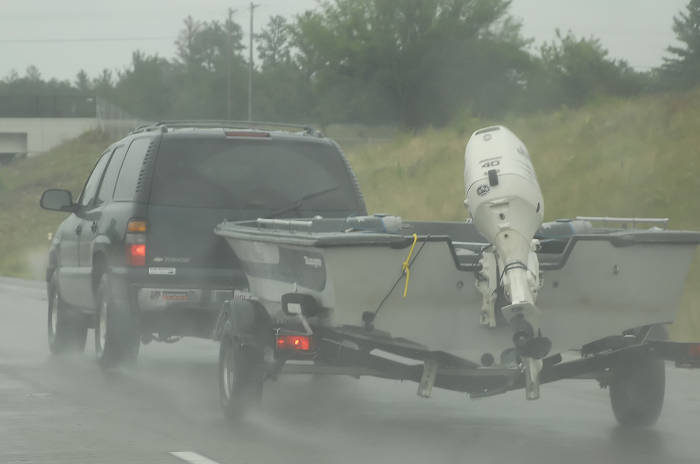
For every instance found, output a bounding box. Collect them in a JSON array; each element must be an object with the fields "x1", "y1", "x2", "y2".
[{"x1": 213, "y1": 125, "x2": 700, "y2": 426}]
